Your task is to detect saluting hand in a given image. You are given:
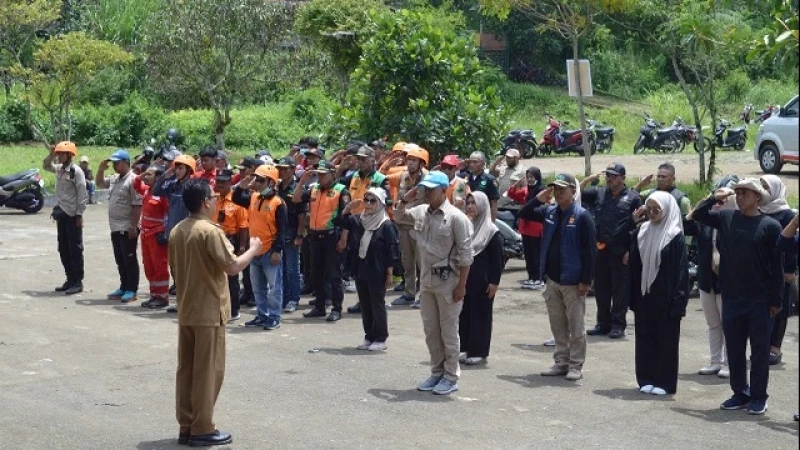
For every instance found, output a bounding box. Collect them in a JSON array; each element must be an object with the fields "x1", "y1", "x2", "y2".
[{"x1": 536, "y1": 187, "x2": 553, "y2": 204}]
